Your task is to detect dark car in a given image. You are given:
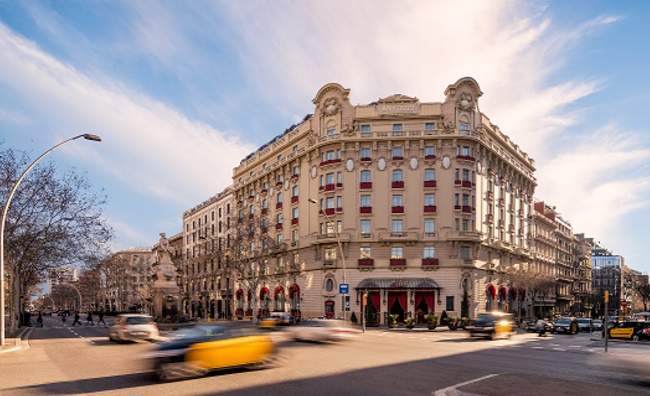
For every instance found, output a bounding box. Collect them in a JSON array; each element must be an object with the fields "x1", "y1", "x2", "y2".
[
  {"x1": 553, "y1": 317, "x2": 579, "y2": 334},
  {"x1": 591, "y1": 320, "x2": 603, "y2": 331},
  {"x1": 466, "y1": 312, "x2": 513, "y2": 340},
  {"x1": 576, "y1": 318, "x2": 593, "y2": 332},
  {"x1": 607, "y1": 321, "x2": 650, "y2": 341}
]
